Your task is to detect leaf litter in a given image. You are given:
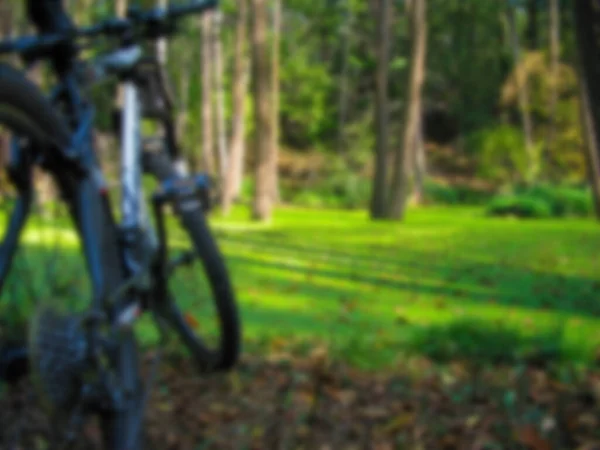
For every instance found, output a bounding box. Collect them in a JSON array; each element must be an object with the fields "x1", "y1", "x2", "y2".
[{"x1": 0, "y1": 349, "x2": 598, "y2": 449}]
